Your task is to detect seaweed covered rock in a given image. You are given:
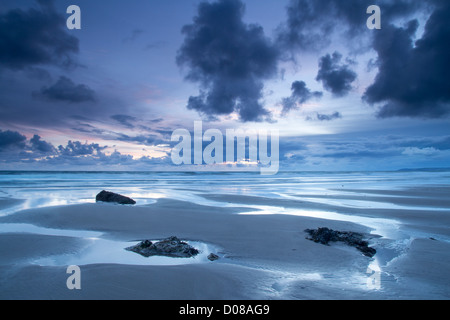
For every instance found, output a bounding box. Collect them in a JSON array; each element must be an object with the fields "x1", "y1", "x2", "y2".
[
  {"x1": 305, "y1": 227, "x2": 376, "y2": 257},
  {"x1": 126, "y1": 236, "x2": 200, "y2": 258}
]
